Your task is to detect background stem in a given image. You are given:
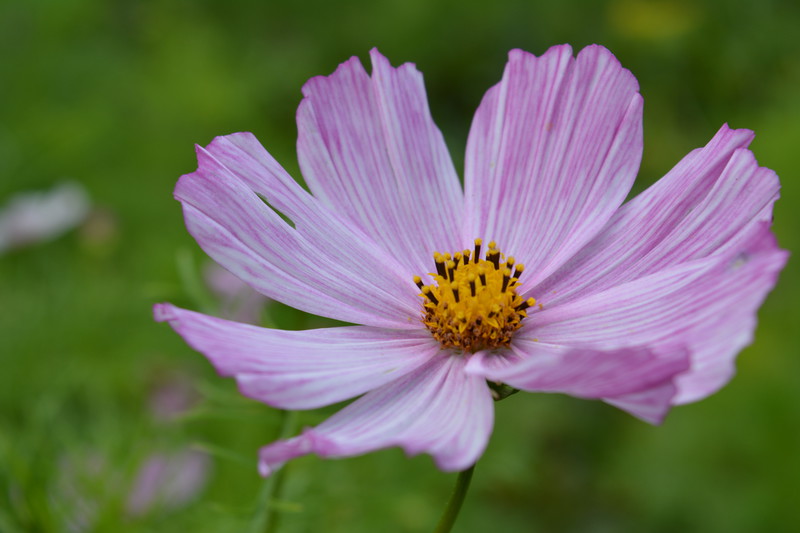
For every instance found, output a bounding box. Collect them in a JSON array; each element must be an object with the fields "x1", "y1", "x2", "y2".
[{"x1": 249, "y1": 410, "x2": 298, "y2": 533}]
